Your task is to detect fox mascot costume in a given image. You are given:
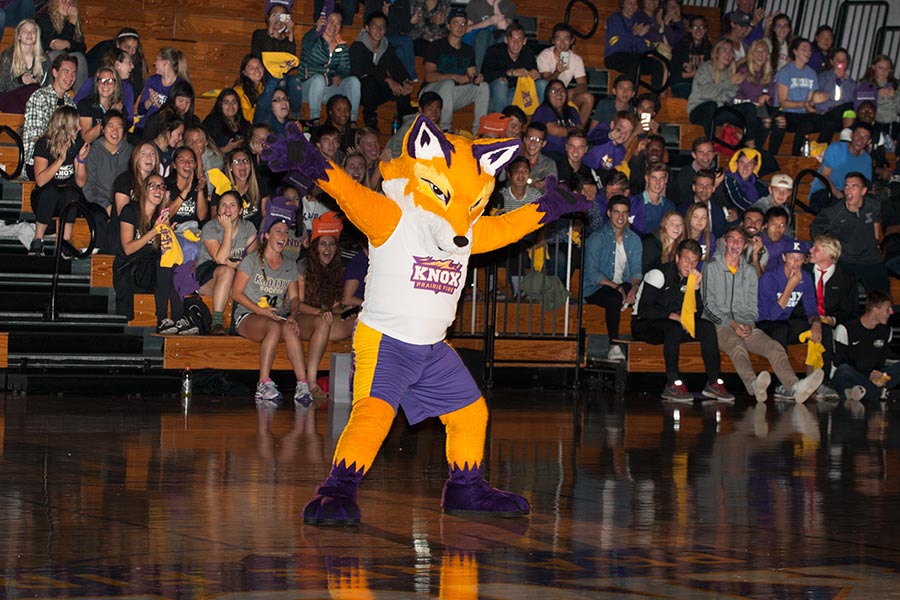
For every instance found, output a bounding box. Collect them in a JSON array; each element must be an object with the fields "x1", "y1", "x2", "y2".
[{"x1": 263, "y1": 117, "x2": 588, "y2": 525}]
